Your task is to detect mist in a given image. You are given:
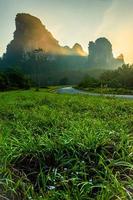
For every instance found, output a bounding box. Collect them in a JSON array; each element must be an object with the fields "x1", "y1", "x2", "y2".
[{"x1": 96, "y1": 0, "x2": 133, "y2": 63}]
